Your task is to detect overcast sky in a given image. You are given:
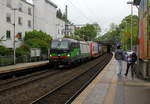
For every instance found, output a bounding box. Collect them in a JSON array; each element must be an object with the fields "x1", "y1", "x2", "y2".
[{"x1": 27, "y1": 0, "x2": 138, "y2": 34}]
